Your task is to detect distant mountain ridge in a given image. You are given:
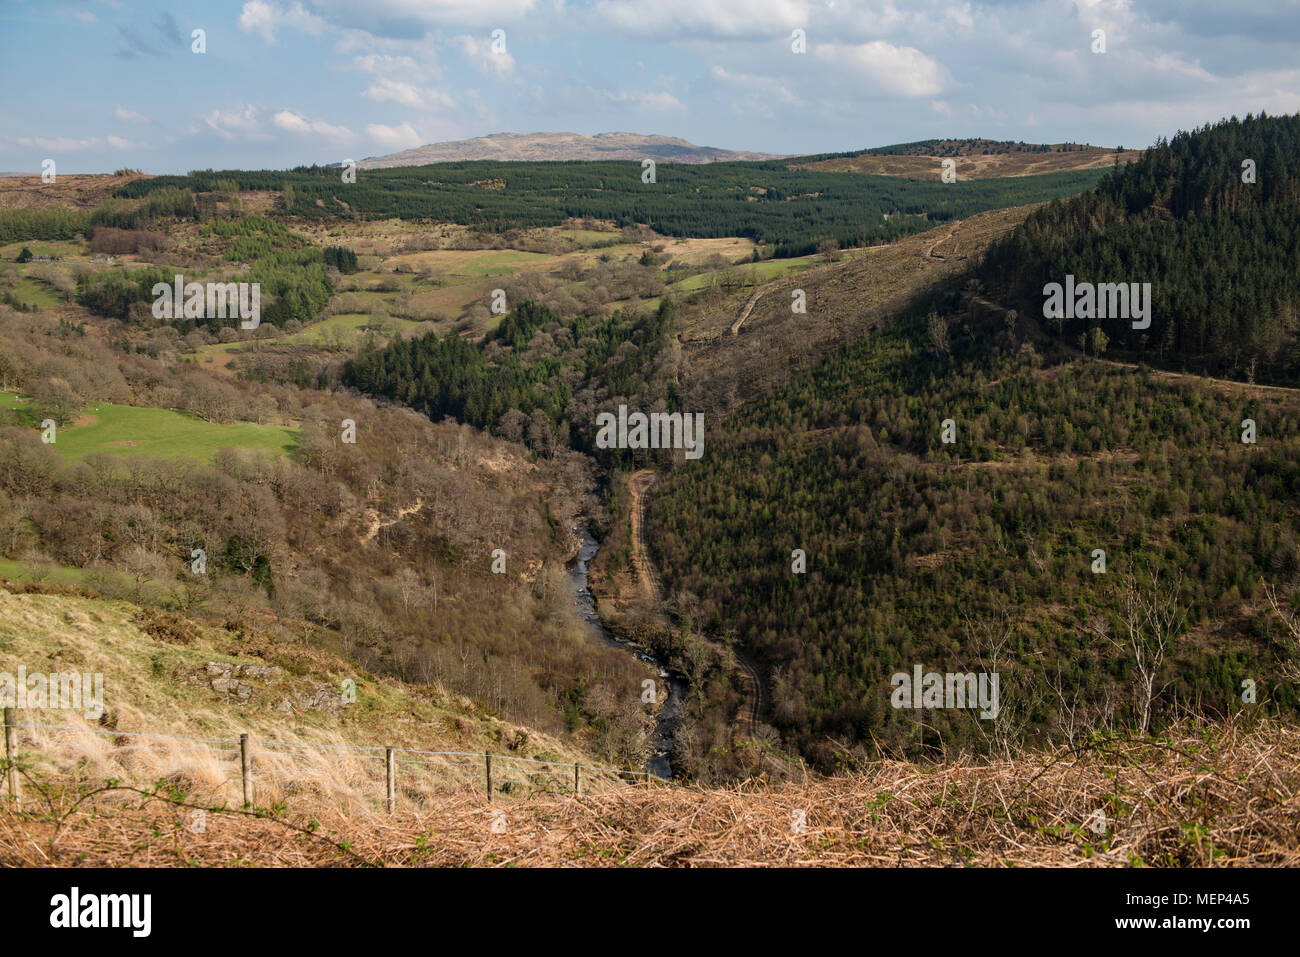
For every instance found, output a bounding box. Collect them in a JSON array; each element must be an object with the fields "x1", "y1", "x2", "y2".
[{"x1": 356, "y1": 131, "x2": 784, "y2": 168}]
